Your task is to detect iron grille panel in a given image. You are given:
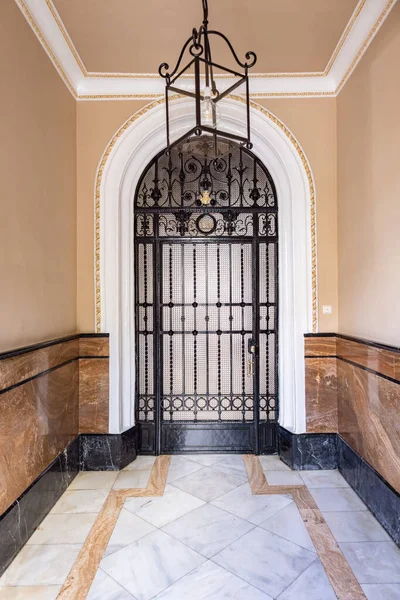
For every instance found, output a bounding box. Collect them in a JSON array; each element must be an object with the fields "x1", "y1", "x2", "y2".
[{"x1": 134, "y1": 138, "x2": 278, "y2": 451}]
